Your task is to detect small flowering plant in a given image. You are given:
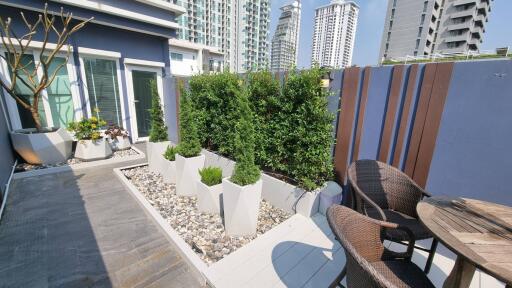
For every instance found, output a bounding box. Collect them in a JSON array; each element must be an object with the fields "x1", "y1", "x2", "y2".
[
  {"x1": 105, "y1": 125, "x2": 129, "y2": 139},
  {"x1": 67, "y1": 115, "x2": 107, "y2": 141}
]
